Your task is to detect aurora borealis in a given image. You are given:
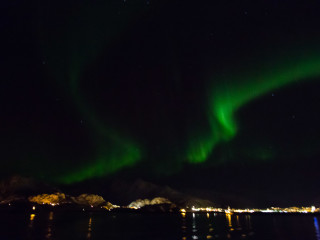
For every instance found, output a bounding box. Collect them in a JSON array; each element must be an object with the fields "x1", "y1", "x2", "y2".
[
  {"x1": 2, "y1": 0, "x2": 320, "y2": 204},
  {"x1": 188, "y1": 47, "x2": 320, "y2": 163}
]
